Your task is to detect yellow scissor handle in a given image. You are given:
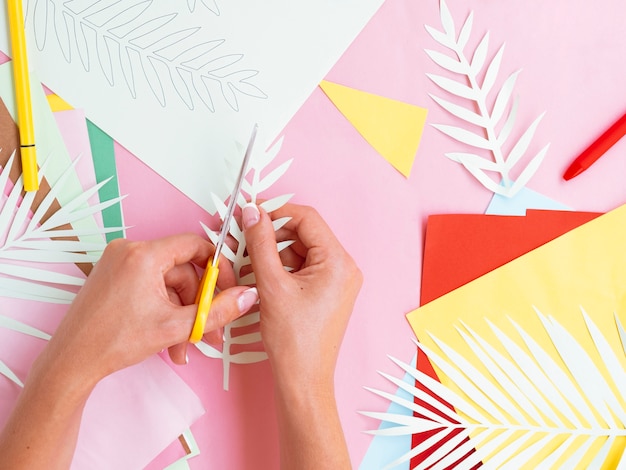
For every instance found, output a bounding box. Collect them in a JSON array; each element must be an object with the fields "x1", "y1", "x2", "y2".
[{"x1": 189, "y1": 260, "x2": 219, "y2": 343}]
